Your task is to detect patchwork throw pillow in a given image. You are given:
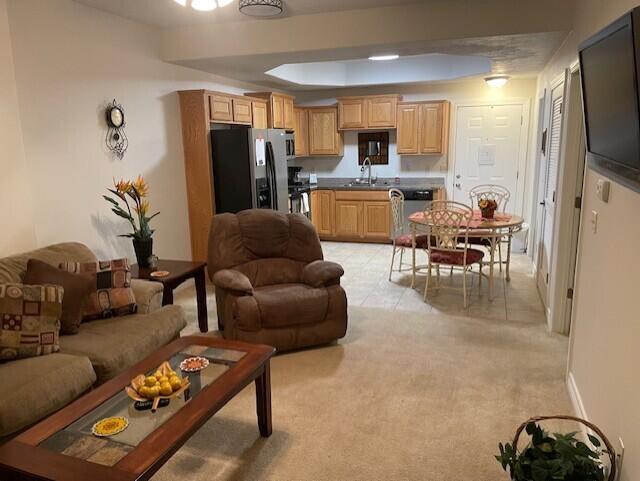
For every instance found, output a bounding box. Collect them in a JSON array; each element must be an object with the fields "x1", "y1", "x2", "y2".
[
  {"x1": 0, "y1": 283, "x2": 63, "y2": 361},
  {"x1": 24, "y1": 259, "x2": 93, "y2": 335},
  {"x1": 60, "y1": 259, "x2": 137, "y2": 321}
]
